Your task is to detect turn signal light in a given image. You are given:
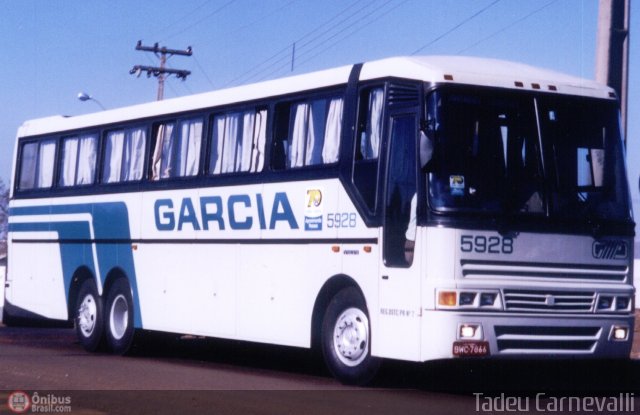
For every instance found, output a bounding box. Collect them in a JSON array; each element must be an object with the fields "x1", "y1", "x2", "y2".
[{"x1": 438, "y1": 291, "x2": 457, "y2": 307}]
